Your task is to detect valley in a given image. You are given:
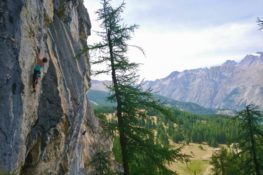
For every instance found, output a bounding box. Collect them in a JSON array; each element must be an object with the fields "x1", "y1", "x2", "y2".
[
  {"x1": 88, "y1": 53, "x2": 263, "y2": 174},
  {"x1": 90, "y1": 89, "x2": 240, "y2": 174}
]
